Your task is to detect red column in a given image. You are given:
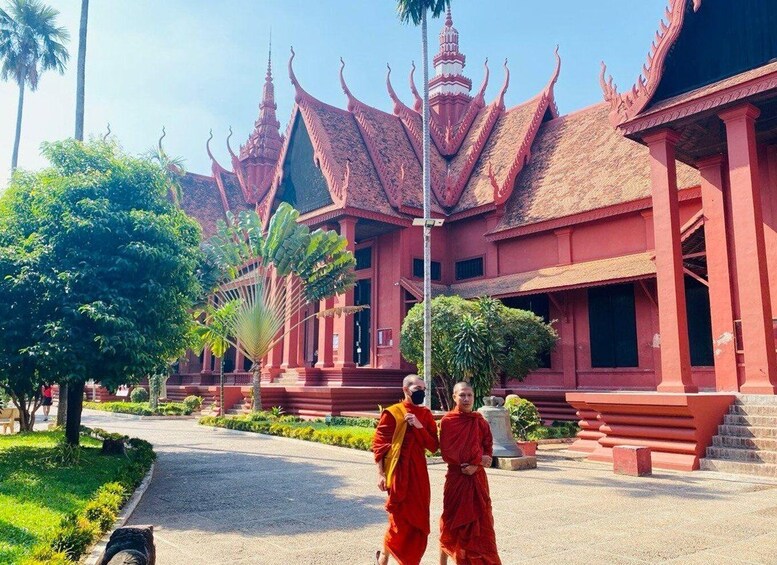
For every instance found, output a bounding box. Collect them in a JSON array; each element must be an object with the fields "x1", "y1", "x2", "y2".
[
  {"x1": 234, "y1": 341, "x2": 245, "y2": 373},
  {"x1": 281, "y1": 278, "x2": 300, "y2": 370},
  {"x1": 559, "y1": 292, "x2": 577, "y2": 390},
  {"x1": 697, "y1": 155, "x2": 738, "y2": 391},
  {"x1": 334, "y1": 218, "x2": 357, "y2": 368},
  {"x1": 264, "y1": 274, "x2": 284, "y2": 379},
  {"x1": 315, "y1": 296, "x2": 334, "y2": 368},
  {"x1": 644, "y1": 130, "x2": 696, "y2": 393},
  {"x1": 720, "y1": 105, "x2": 777, "y2": 394},
  {"x1": 202, "y1": 346, "x2": 213, "y2": 375}
]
